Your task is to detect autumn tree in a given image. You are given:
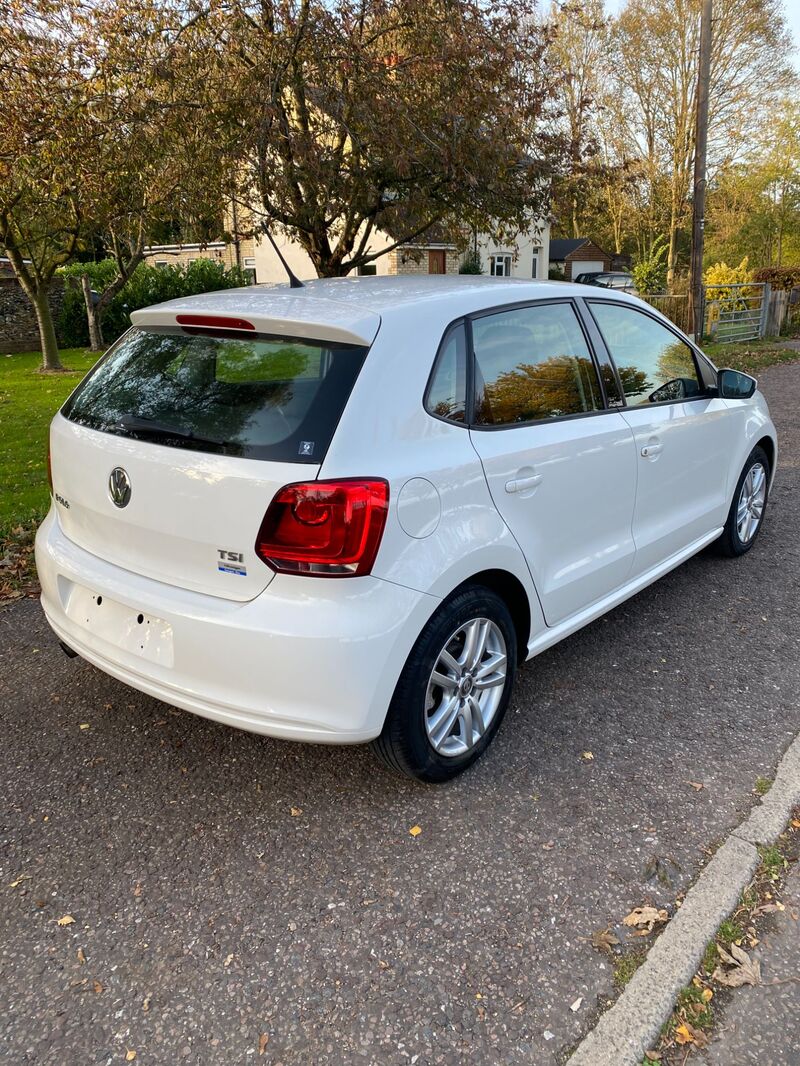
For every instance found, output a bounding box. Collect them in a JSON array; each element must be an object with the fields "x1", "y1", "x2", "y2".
[
  {"x1": 0, "y1": 1, "x2": 90, "y2": 370},
  {"x1": 614, "y1": 0, "x2": 794, "y2": 287},
  {"x1": 72, "y1": 1, "x2": 231, "y2": 350},
  {"x1": 177, "y1": 0, "x2": 563, "y2": 277}
]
